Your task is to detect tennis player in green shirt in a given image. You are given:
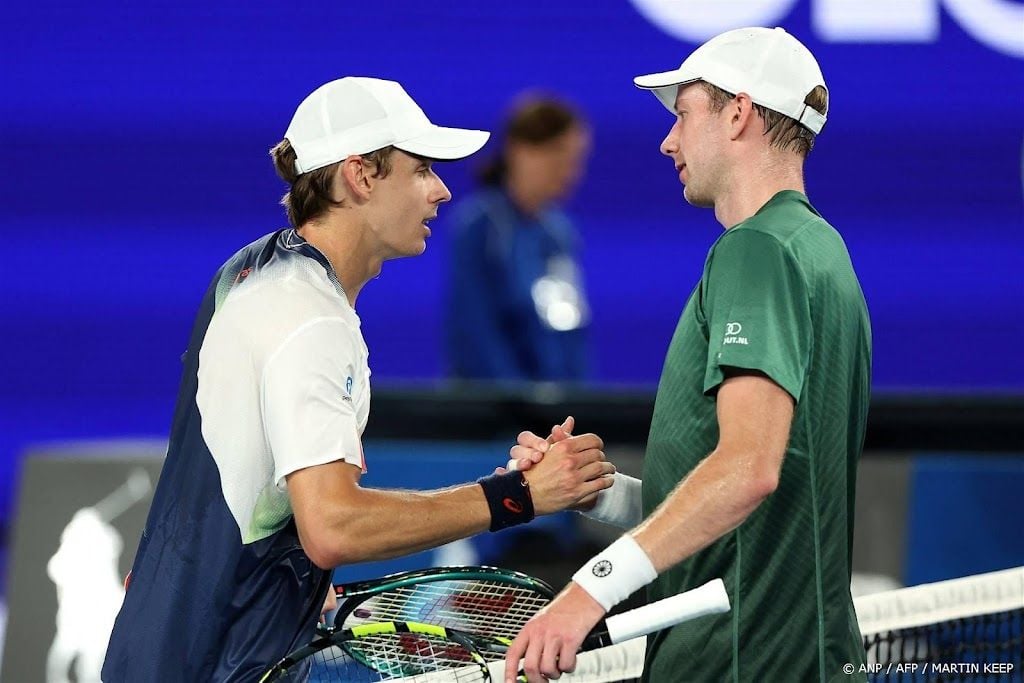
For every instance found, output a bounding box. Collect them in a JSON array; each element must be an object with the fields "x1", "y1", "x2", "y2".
[{"x1": 504, "y1": 27, "x2": 871, "y2": 682}]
